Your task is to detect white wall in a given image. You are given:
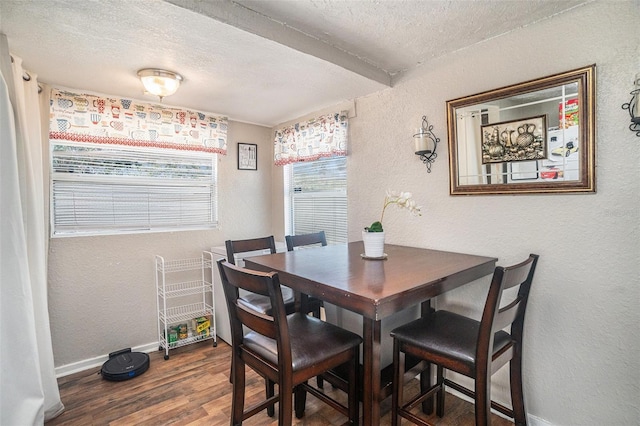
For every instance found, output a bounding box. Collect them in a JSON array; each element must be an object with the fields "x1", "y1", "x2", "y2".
[
  {"x1": 271, "y1": 1, "x2": 639, "y2": 424},
  {"x1": 48, "y1": 119, "x2": 273, "y2": 368}
]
